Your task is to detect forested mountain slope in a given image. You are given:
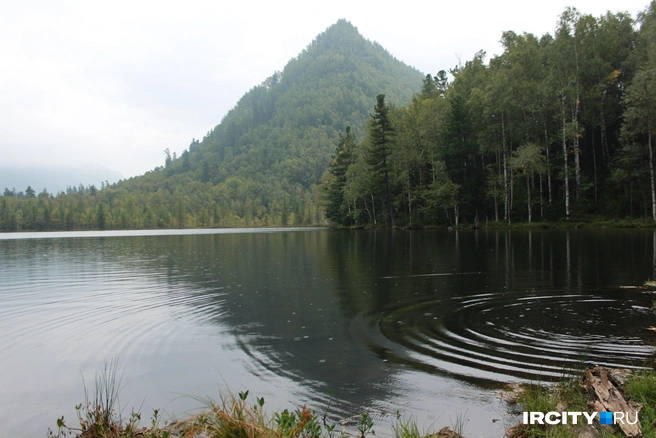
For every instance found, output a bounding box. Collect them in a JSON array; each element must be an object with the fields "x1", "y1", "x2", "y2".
[
  {"x1": 5, "y1": 2, "x2": 656, "y2": 231},
  {"x1": 113, "y1": 19, "x2": 424, "y2": 227},
  {"x1": 0, "y1": 19, "x2": 423, "y2": 230}
]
